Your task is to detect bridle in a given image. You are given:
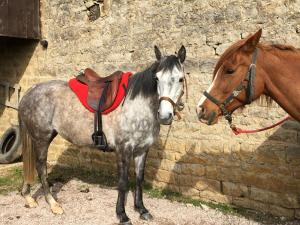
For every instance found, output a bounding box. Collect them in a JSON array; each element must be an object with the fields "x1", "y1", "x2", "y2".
[
  {"x1": 158, "y1": 69, "x2": 188, "y2": 120},
  {"x1": 203, "y1": 48, "x2": 258, "y2": 126}
]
